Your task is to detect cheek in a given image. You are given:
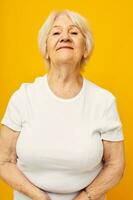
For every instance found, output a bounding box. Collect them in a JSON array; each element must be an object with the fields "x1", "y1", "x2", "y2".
[
  {"x1": 75, "y1": 37, "x2": 85, "y2": 51},
  {"x1": 79, "y1": 41, "x2": 85, "y2": 50},
  {"x1": 47, "y1": 38, "x2": 57, "y2": 54},
  {"x1": 75, "y1": 42, "x2": 85, "y2": 56}
]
